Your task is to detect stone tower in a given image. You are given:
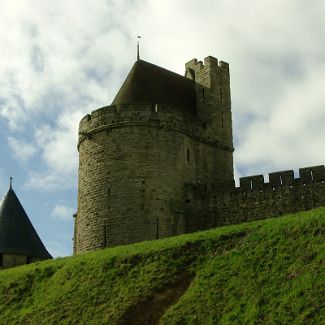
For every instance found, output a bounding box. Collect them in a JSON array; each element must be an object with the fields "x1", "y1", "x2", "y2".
[{"x1": 74, "y1": 56, "x2": 234, "y2": 253}]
